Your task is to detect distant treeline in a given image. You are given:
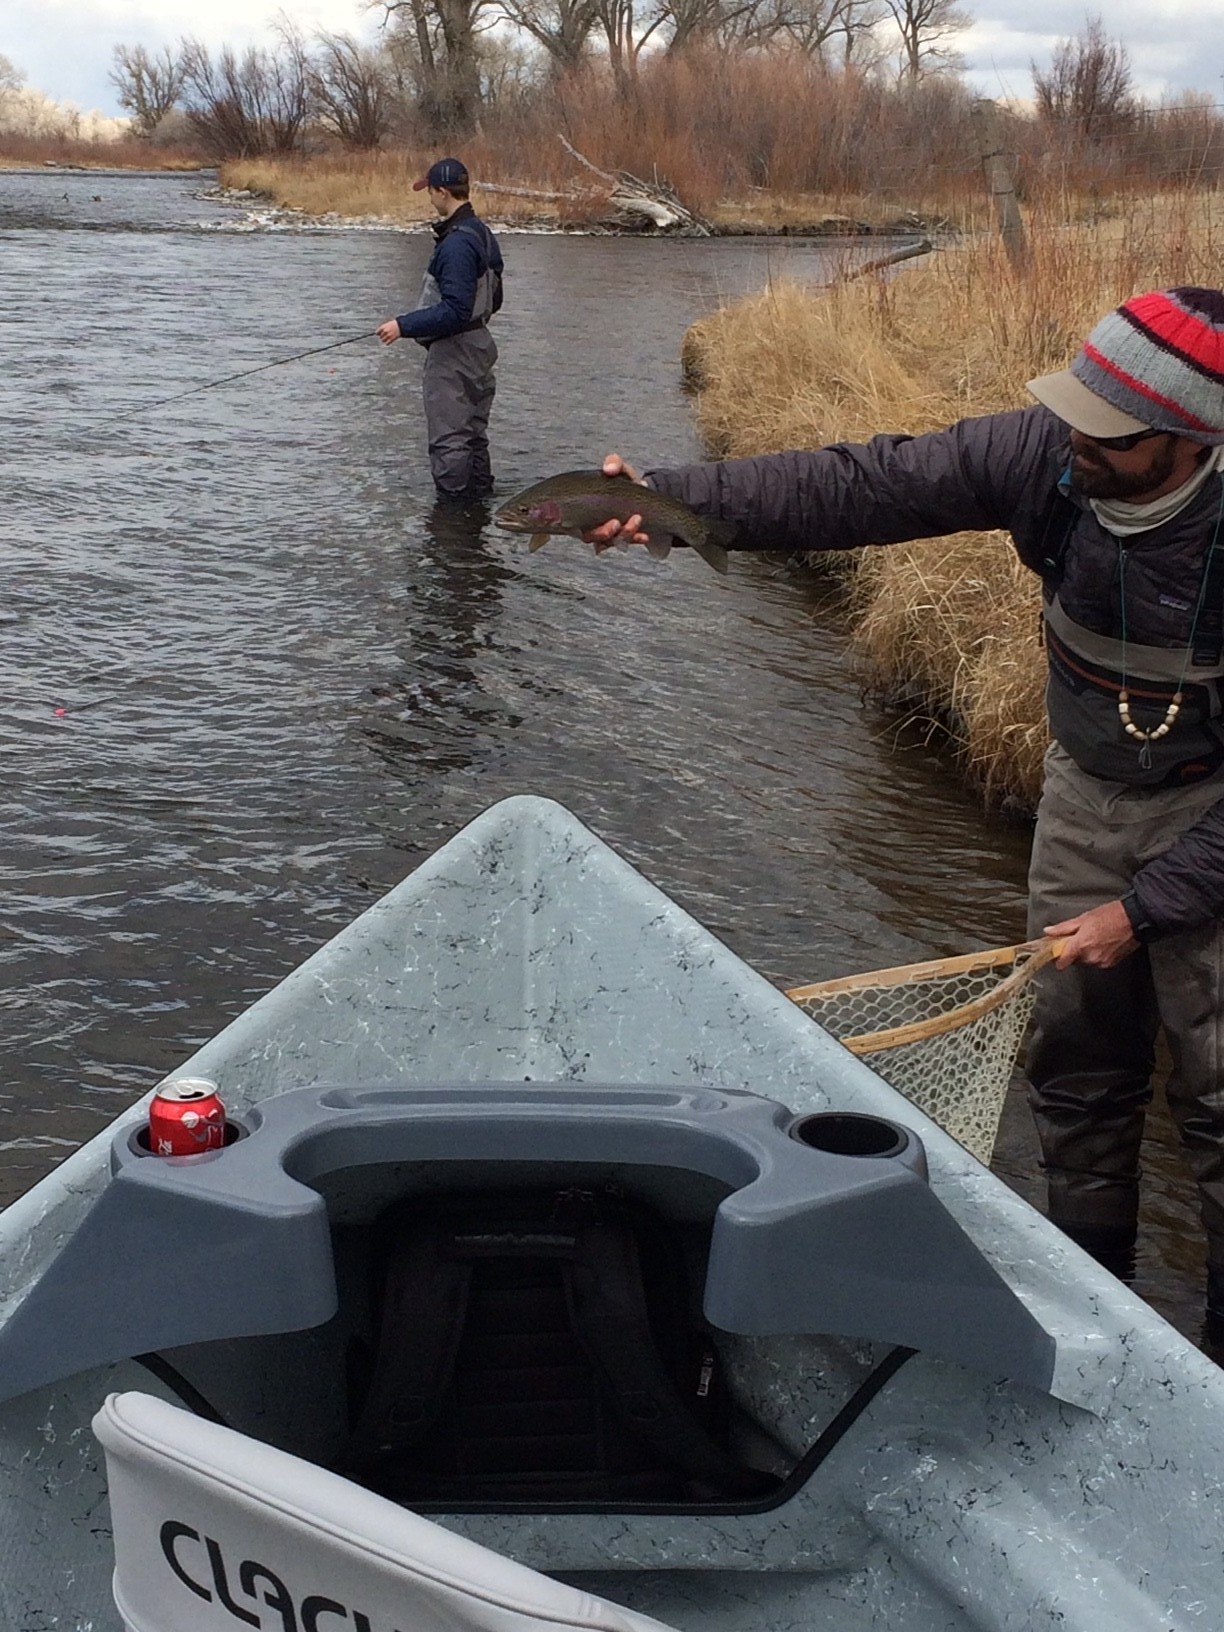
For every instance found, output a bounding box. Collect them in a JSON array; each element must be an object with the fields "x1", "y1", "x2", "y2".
[{"x1": 5, "y1": 10, "x2": 1224, "y2": 211}]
